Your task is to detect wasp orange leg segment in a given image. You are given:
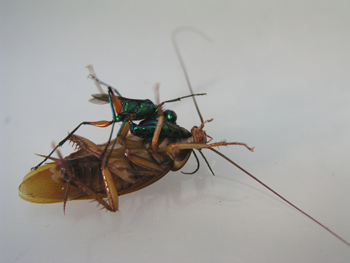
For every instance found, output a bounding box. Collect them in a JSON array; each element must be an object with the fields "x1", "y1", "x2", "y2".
[
  {"x1": 109, "y1": 87, "x2": 122, "y2": 115},
  {"x1": 31, "y1": 120, "x2": 114, "y2": 170},
  {"x1": 99, "y1": 87, "x2": 124, "y2": 160},
  {"x1": 32, "y1": 82, "x2": 126, "y2": 171}
]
